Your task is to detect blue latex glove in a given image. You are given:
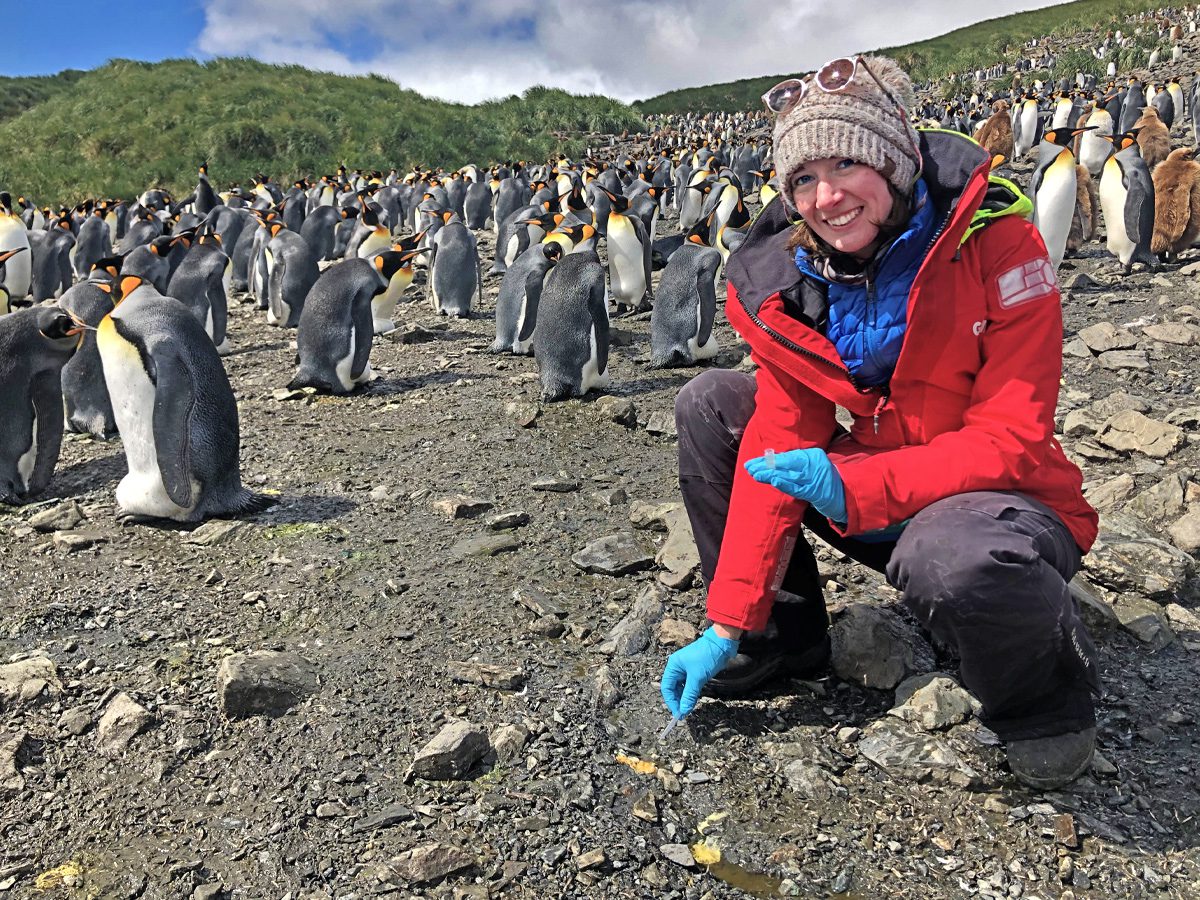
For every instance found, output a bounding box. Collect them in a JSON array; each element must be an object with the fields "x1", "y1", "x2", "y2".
[
  {"x1": 660, "y1": 626, "x2": 740, "y2": 718},
  {"x1": 744, "y1": 447, "x2": 847, "y2": 524}
]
